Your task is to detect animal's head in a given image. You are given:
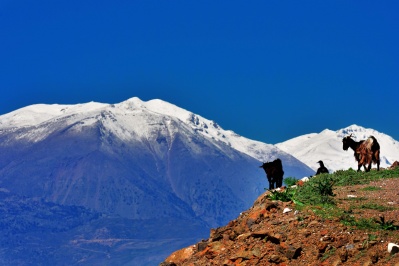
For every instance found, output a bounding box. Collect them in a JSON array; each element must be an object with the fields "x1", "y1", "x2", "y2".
[
  {"x1": 260, "y1": 161, "x2": 275, "y2": 173},
  {"x1": 260, "y1": 162, "x2": 271, "y2": 169},
  {"x1": 342, "y1": 134, "x2": 353, "y2": 151}
]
